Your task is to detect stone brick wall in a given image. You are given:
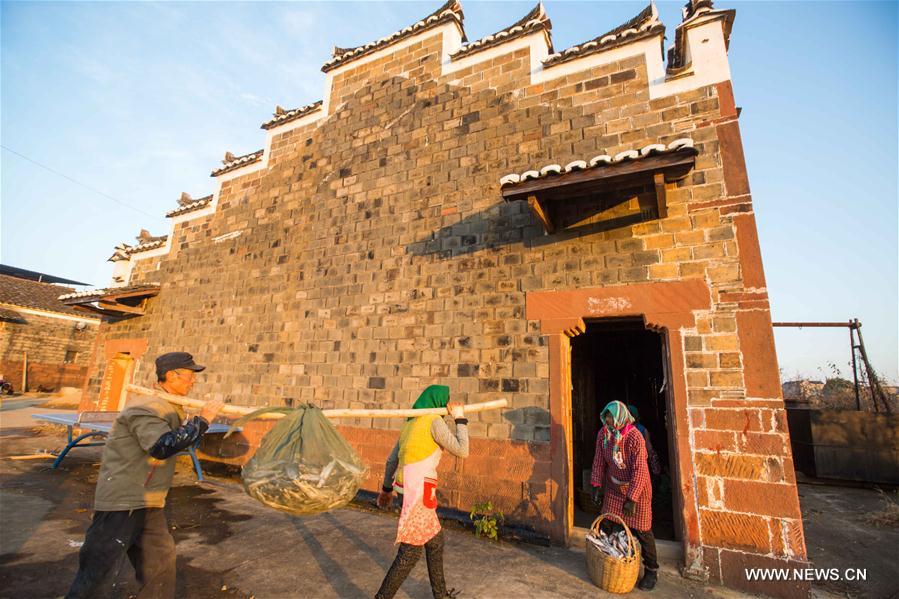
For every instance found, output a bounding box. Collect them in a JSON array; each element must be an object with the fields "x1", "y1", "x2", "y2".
[
  {"x1": 0, "y1": 312, "x2": 98, "y2": 391},
  {"x1": 84, "y1": 7, "x2": 806, "y2": 594}
]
